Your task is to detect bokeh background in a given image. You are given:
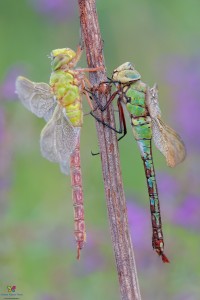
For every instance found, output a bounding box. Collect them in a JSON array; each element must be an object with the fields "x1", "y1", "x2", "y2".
[{"x1": 0, "y1": 1, "x2": 200, "y2": 299}]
